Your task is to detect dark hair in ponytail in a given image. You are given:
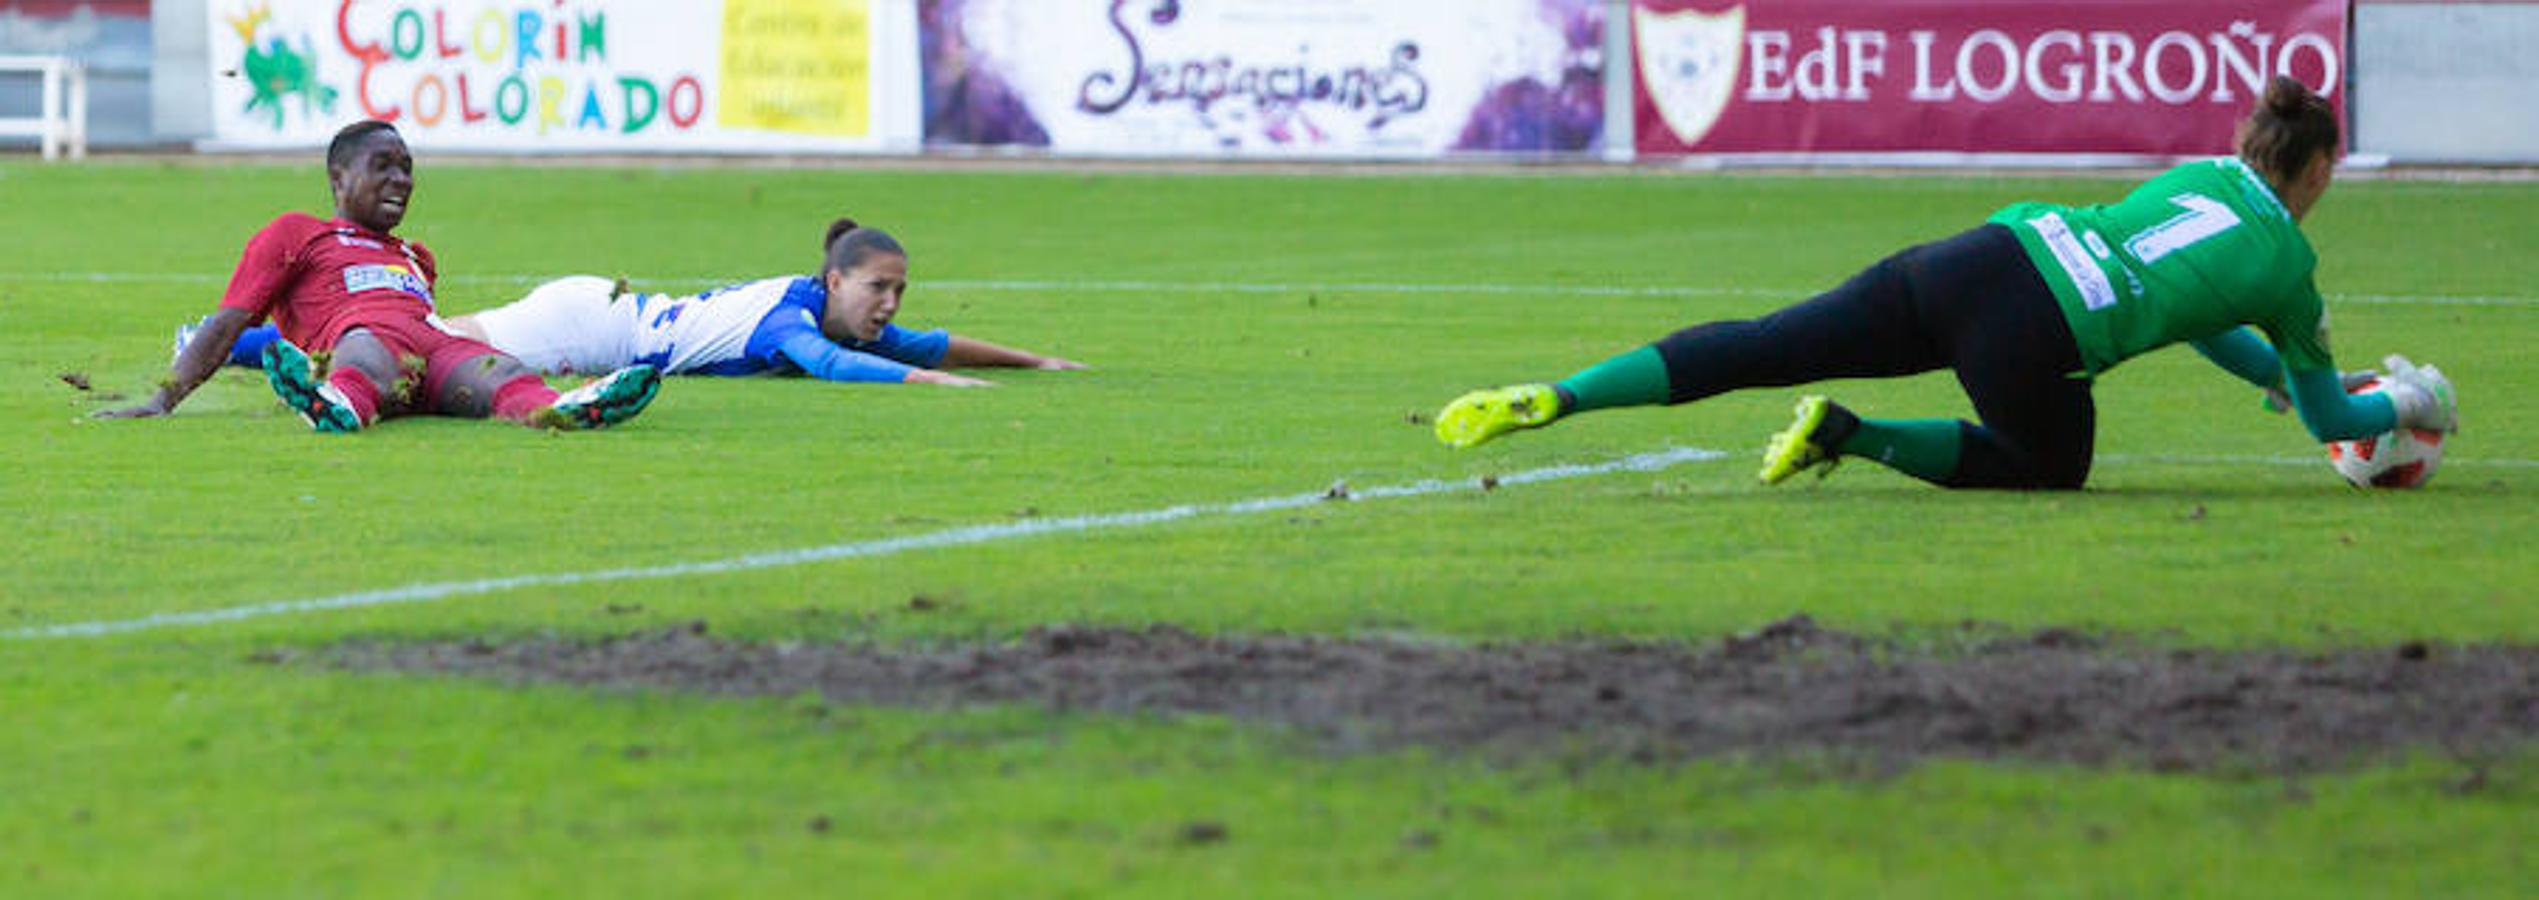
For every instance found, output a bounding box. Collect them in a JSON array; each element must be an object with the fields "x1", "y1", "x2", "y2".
[
  {"x1": 2235, "y1": 76, "x2": 2339, "y2": 187},
  {"x1": 821, "y1": 216, "x2": 905, "y2": 276}
]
